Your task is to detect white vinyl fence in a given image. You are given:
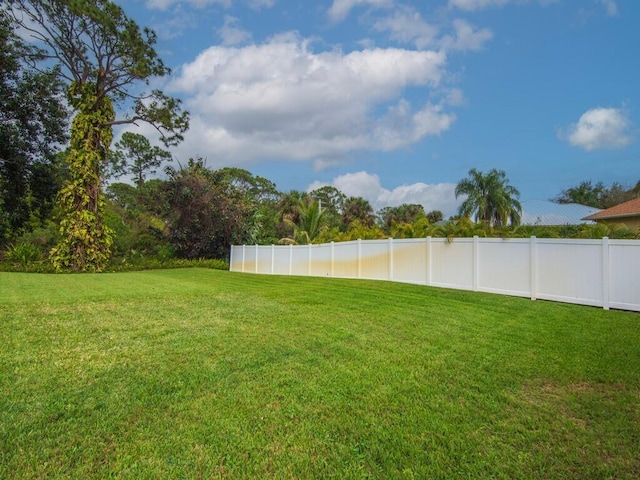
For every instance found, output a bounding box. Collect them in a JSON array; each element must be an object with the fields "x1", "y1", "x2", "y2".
[{"x1": 229, "y1": 237, "x2": 640, "y2": 312}]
